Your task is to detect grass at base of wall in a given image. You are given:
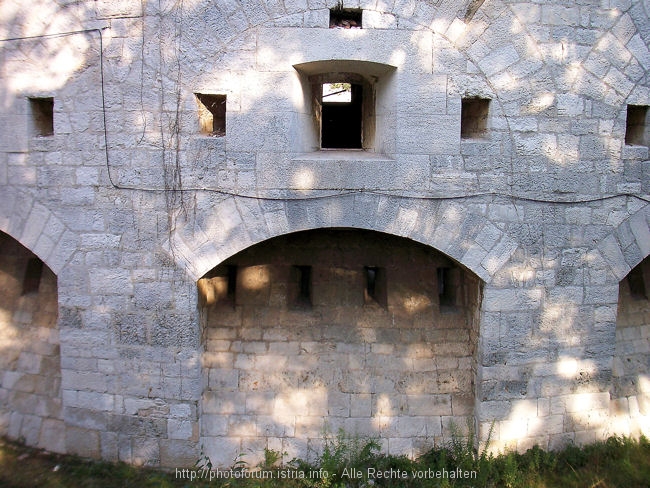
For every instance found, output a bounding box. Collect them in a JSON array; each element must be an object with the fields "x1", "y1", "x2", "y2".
[{"x1": 0, "y1": 434, "x2": 649, "y2": 488}]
